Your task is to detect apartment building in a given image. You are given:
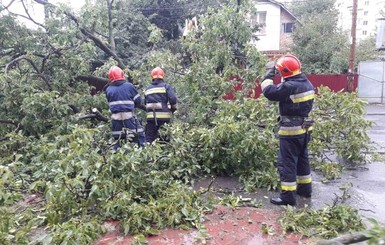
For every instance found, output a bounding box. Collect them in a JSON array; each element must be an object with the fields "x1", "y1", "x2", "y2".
[{"x1": 336, "y1": 0, "x2": 385, "y2": 43}]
